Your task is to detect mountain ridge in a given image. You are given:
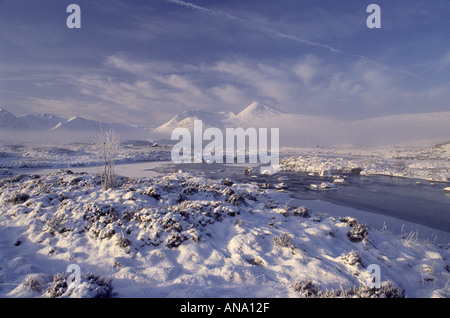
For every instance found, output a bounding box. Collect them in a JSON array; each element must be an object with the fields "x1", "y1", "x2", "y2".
[
  {"x1": 0, "y1": 107, "x2": 138, "y2": 132},
  {"x1": 152, "y1": 101, "x2": 281, "y2": 136}
]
